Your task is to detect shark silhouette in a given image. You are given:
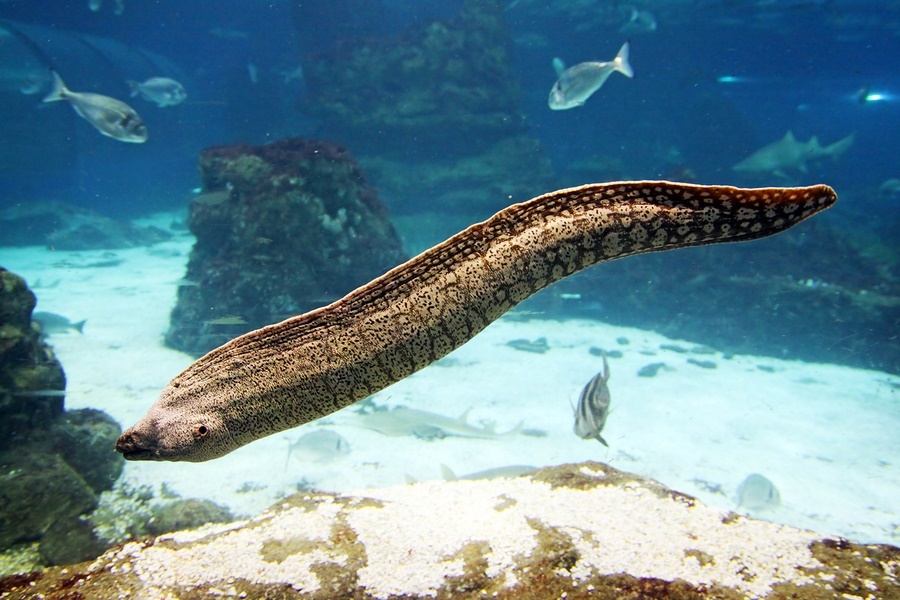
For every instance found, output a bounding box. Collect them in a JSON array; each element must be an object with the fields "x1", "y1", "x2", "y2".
[{"x1": 733, "y1": 131, "x2": 854, "y2": 179}]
